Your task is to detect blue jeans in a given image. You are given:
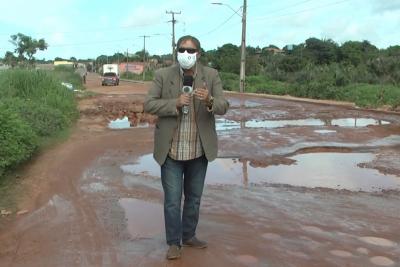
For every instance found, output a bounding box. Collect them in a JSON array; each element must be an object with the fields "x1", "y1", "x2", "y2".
[{"x1": 161, "y1": 155, "x2": 208, "y2": 246}]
